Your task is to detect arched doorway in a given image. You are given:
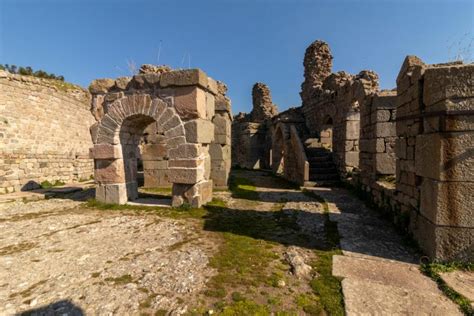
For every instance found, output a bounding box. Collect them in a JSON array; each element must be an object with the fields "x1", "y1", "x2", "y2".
[
  {"x1": 91, "y1": 94, "x2": 205, "y2": 206},
  {"x1": 271, "y1": 124, "x2": 285, "y2": 174},
  {"x1": 320, "y1": 116, "x2": 333, "y2": 149}
]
